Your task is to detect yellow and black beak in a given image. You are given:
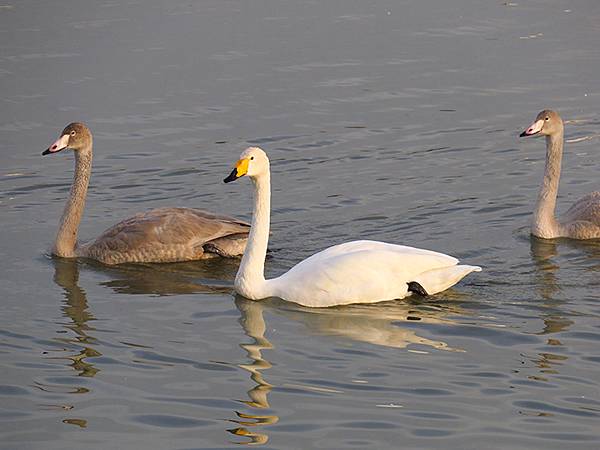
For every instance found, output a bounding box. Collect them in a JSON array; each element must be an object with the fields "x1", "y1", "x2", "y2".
[{"x1": 224, "y1": 158, "x2": 249, "y2": 183}]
